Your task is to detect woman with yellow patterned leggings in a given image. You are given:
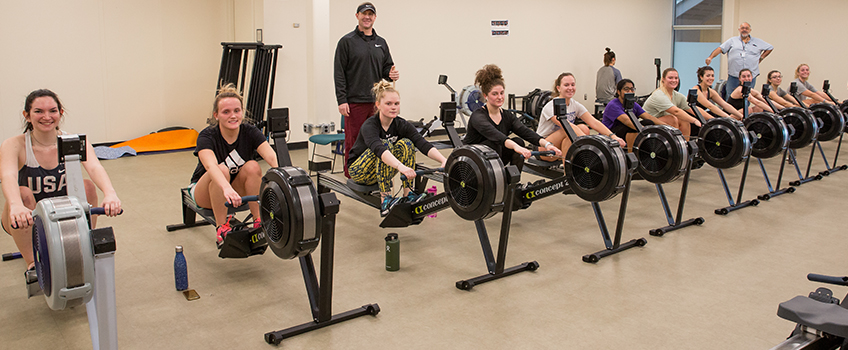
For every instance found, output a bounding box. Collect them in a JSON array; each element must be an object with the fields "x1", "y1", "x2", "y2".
[{"x1": 347, "y1": 80, "x2": 448, "y2": 216}]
